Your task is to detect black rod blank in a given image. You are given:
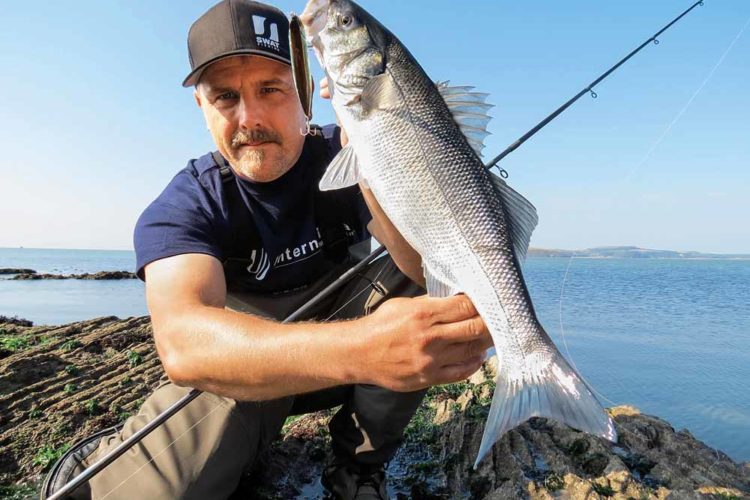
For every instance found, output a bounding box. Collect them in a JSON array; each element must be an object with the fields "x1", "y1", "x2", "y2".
[
  {"x1": 49, "y1": 3, "x2": 708, "y2": 497},
  {"x1": 47, "y1": 245, "x2": 388, "y2": 500}
]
